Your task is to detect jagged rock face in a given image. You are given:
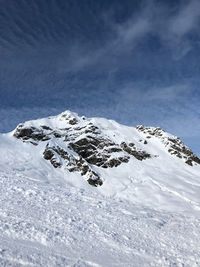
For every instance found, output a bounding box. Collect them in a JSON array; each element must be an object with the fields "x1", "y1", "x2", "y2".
[
  {"x1": 68, "y1": 133, "x2": 130, "y2": 168},
  {"x1": 120, "y1": 142, "x2": 151, "y2": 161},
  {"x1": 136, "y1": 125, "x2": 200, "y2": 166},
  {"x1": 136, "y1": 126, "x2": 164, "y2": 138},
  {"x1": 43, "y1": 144, "x2": 103, "y2": 186},
  {"x1": 14, "y1": 125, "x2": 51, "y2": 143}
]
